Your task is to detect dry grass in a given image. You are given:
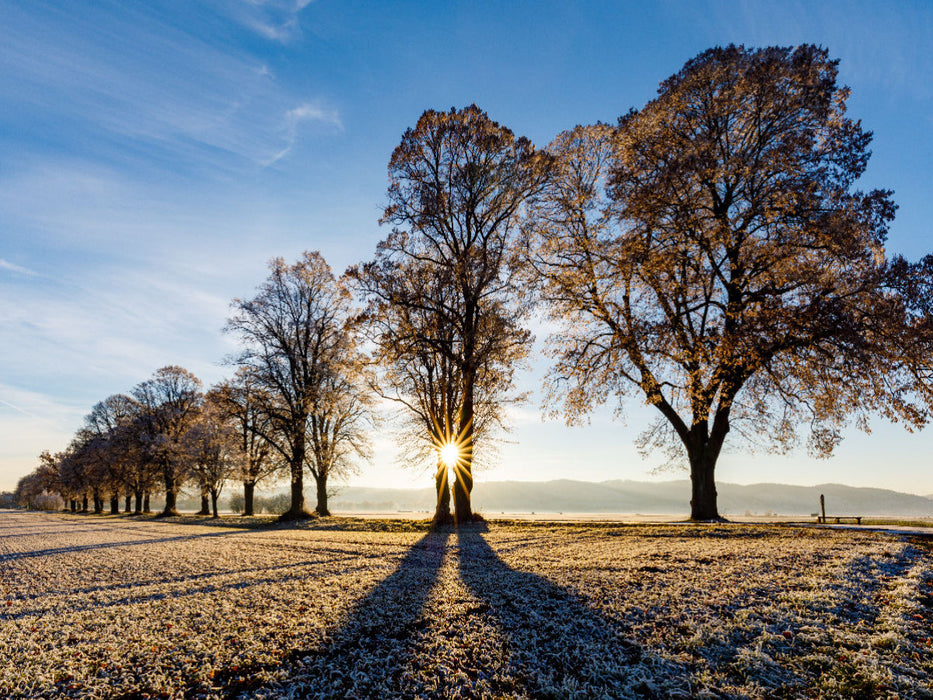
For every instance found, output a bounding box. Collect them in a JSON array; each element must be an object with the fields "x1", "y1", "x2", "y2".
[{"x1": 0, "y1": 511, "x2": 931, "y2": 698}]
